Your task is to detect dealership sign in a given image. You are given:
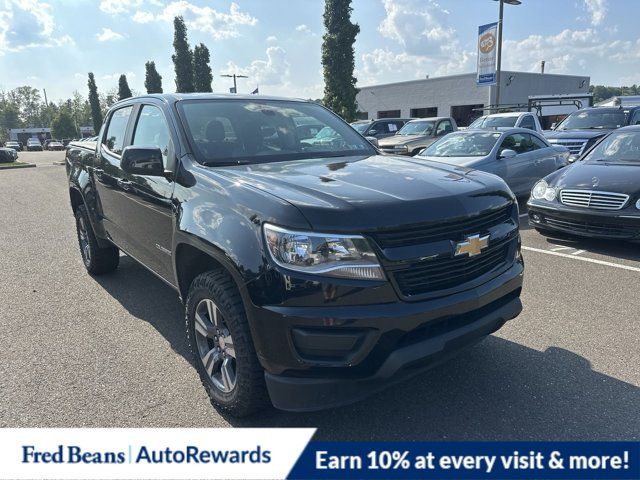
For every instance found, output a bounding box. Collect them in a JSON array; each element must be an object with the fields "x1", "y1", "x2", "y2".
[{"x1": 476, "y1": 22, "x2": 498, "y2": 86}]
